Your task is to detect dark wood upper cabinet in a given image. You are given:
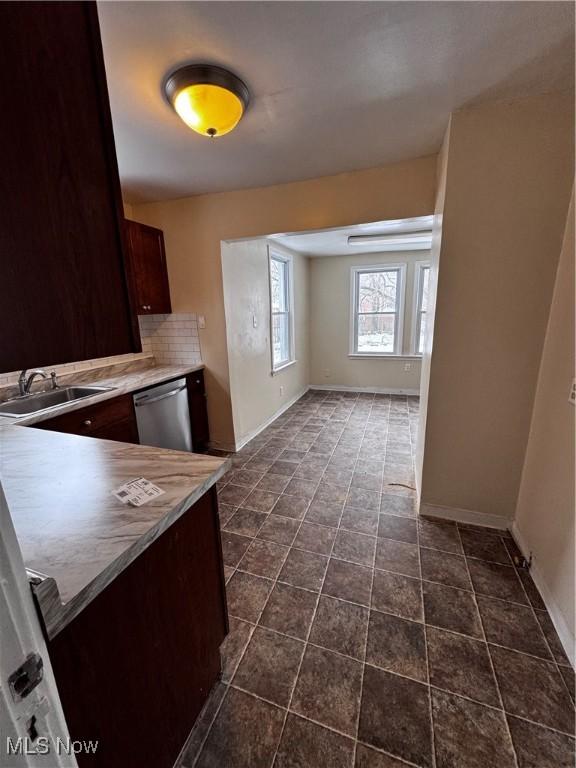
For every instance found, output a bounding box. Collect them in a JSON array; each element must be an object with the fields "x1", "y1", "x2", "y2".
[
  {"x1": 124, "y1": 220, "x2": 173, "y2": 315},
  {"x1": 0, "y1": 2, "x2": 140, "y2": 374}
]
